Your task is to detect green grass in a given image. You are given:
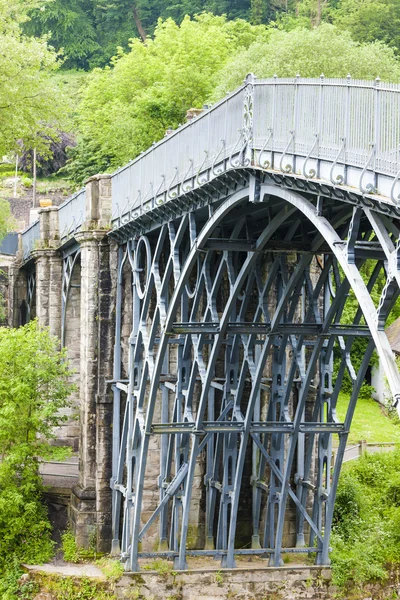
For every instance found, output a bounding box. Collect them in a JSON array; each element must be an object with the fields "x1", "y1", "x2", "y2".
[{"x1": 336, "y1": 391, "x2": 400, "y2": 444}]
